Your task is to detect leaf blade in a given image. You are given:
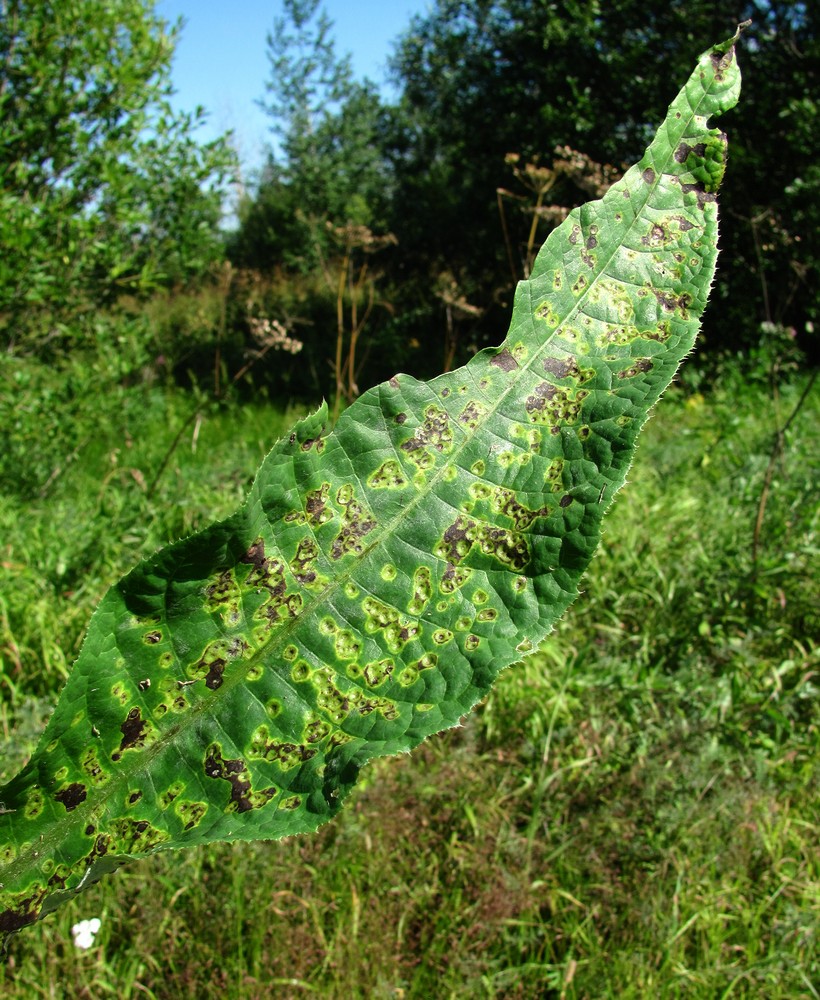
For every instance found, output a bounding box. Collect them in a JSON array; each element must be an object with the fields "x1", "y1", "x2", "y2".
[{"x1": 0, "y1": 30, "x2": 743, "y2": 938}]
